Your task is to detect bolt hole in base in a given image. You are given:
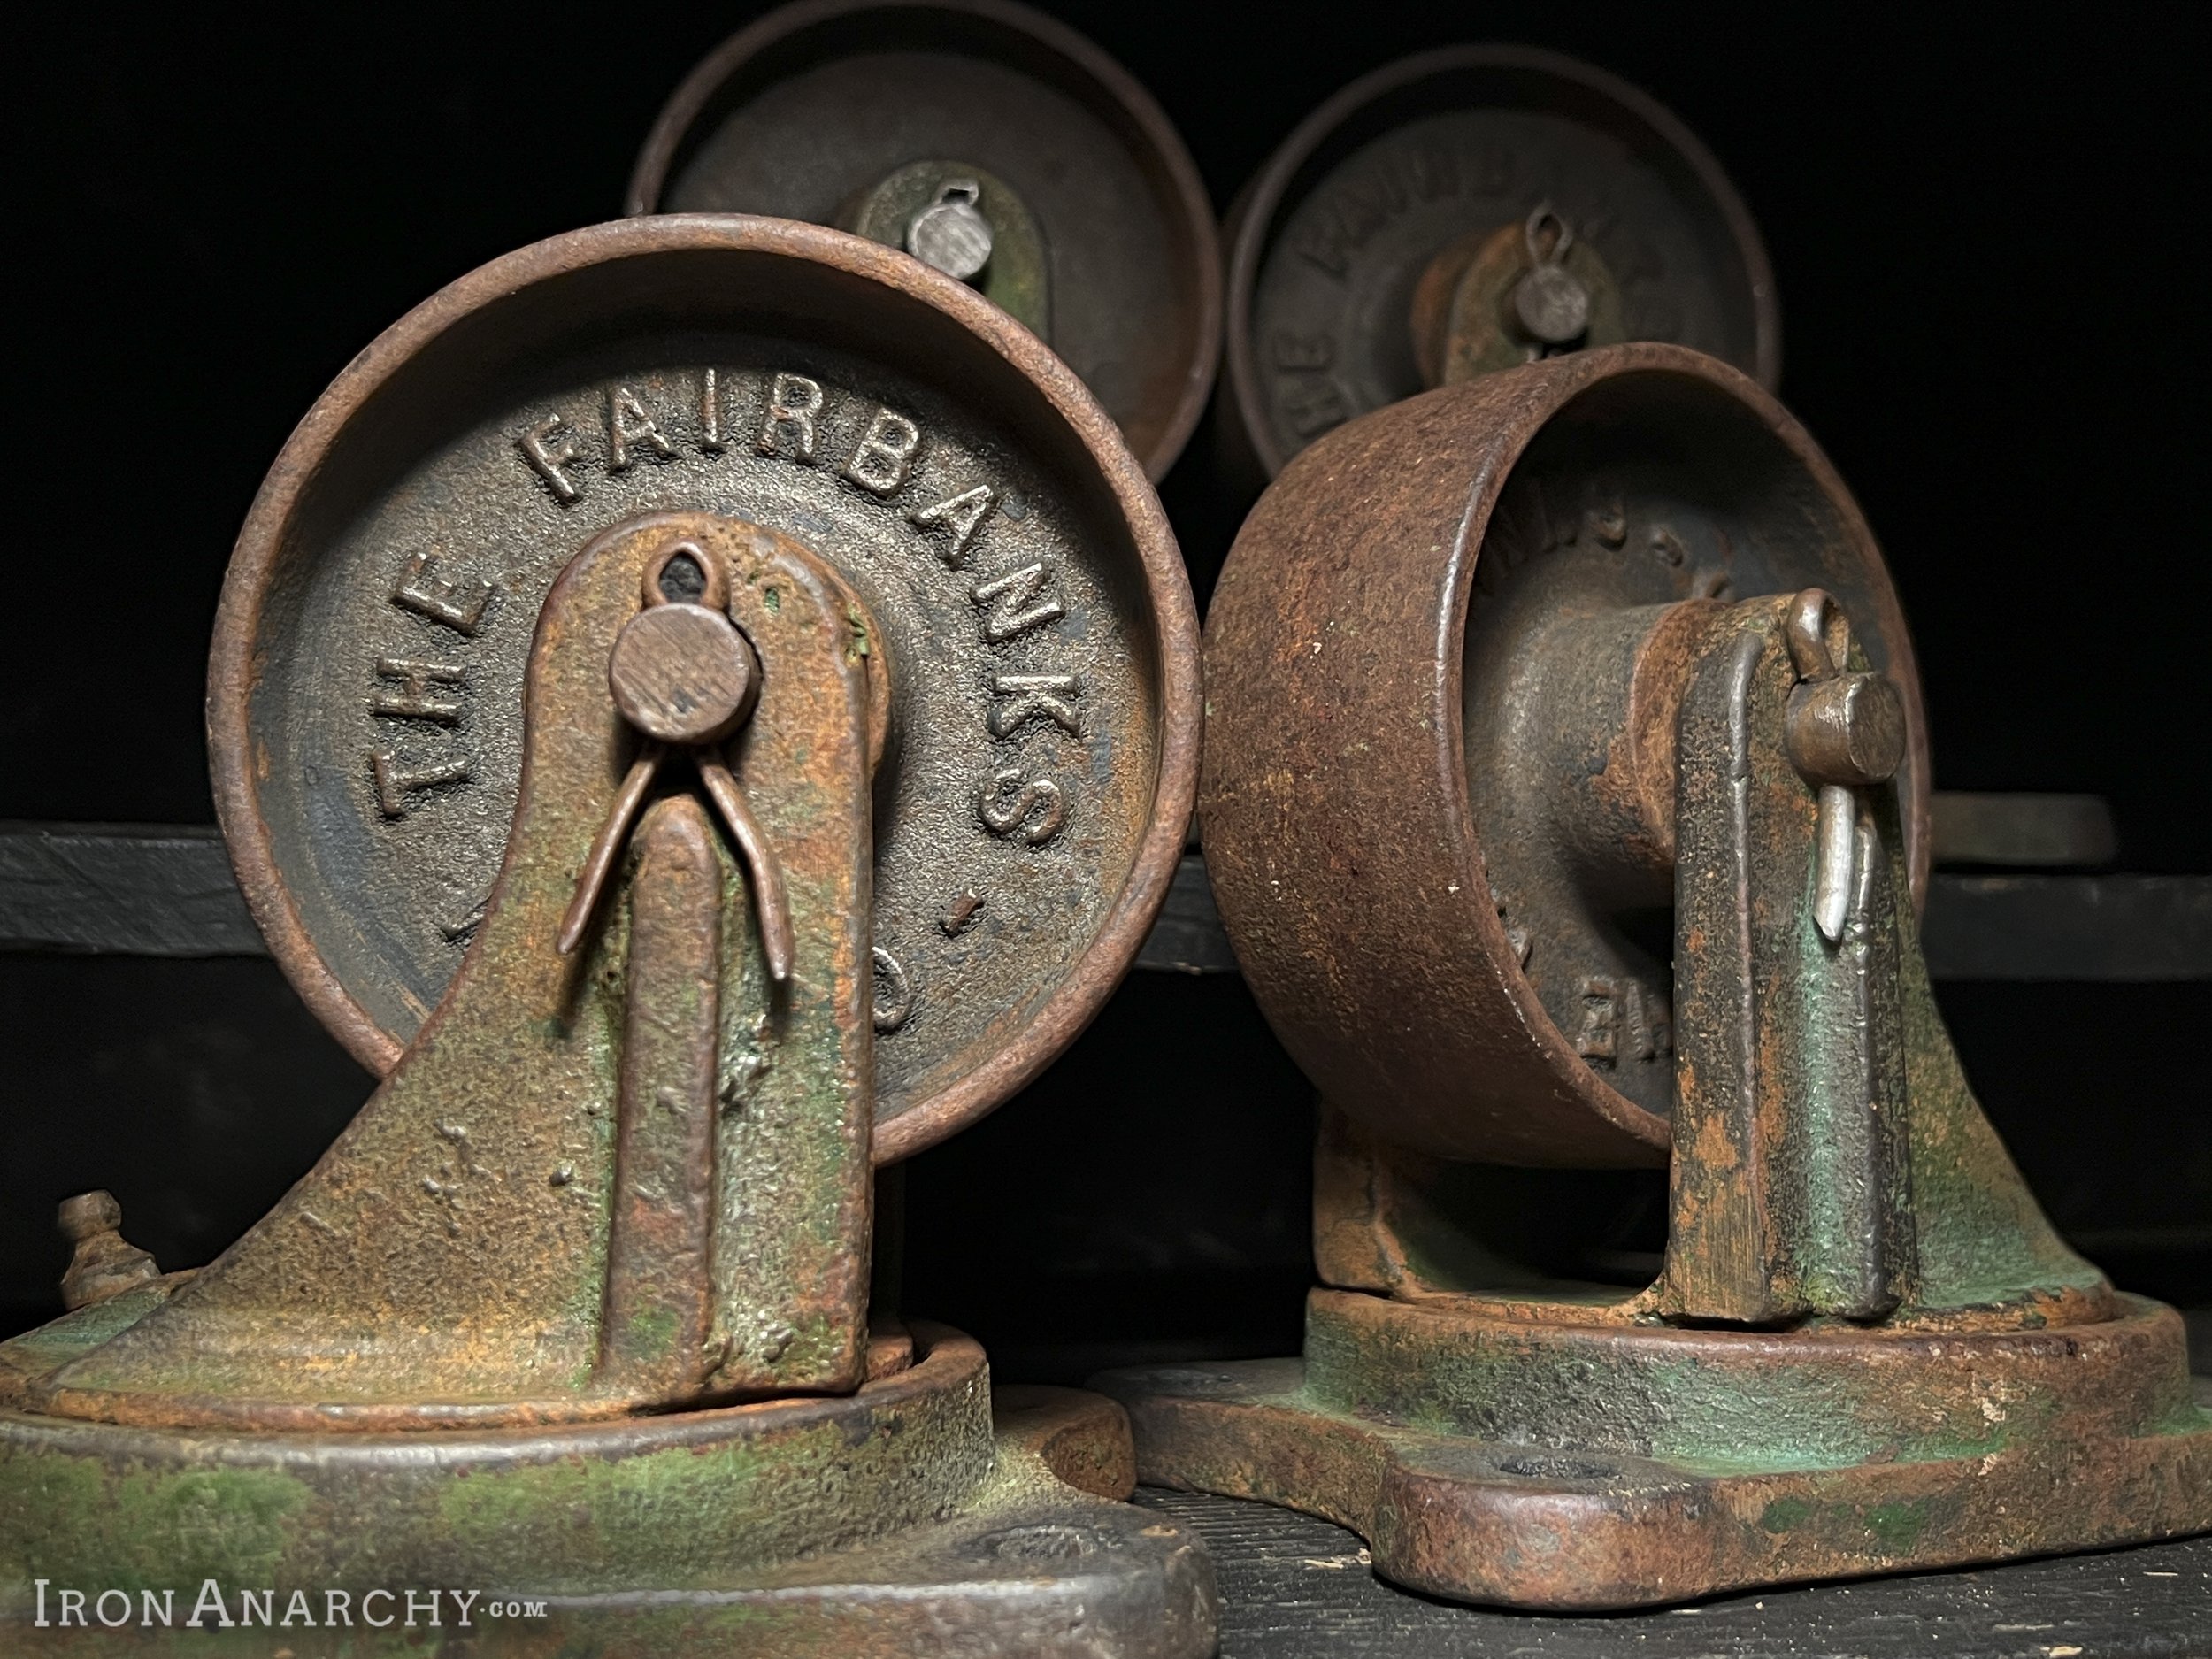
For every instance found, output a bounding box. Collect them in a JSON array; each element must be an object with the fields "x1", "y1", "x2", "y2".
[{"x1": 1490, "y1": 1453, "x2": 1617, "y2": 1482}]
